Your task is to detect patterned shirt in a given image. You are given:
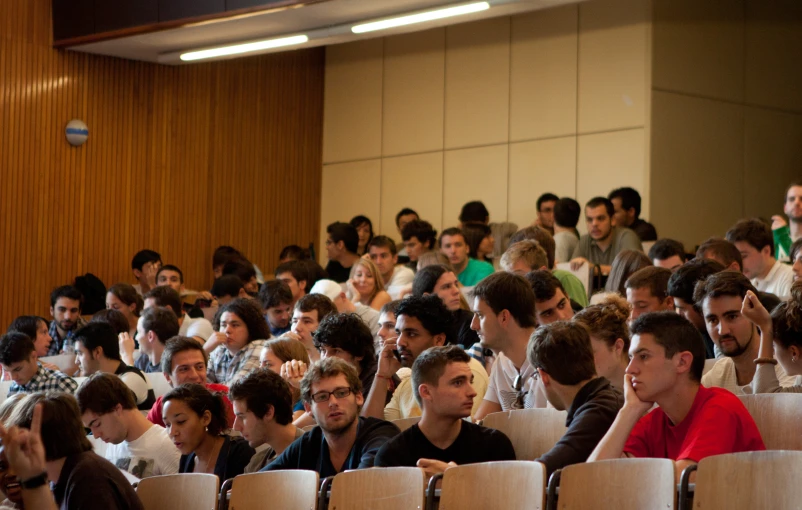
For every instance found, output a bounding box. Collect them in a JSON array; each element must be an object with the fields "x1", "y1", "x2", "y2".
[
  {"x1": 8, "y1": 363, "x2": 79, "y2": 396},
  {"x1": 207, "y1": 339, "x2": 268, "y2": 387},
  {"x1": 46, "y1": 317, "x2": 88, "y2": 356}
]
